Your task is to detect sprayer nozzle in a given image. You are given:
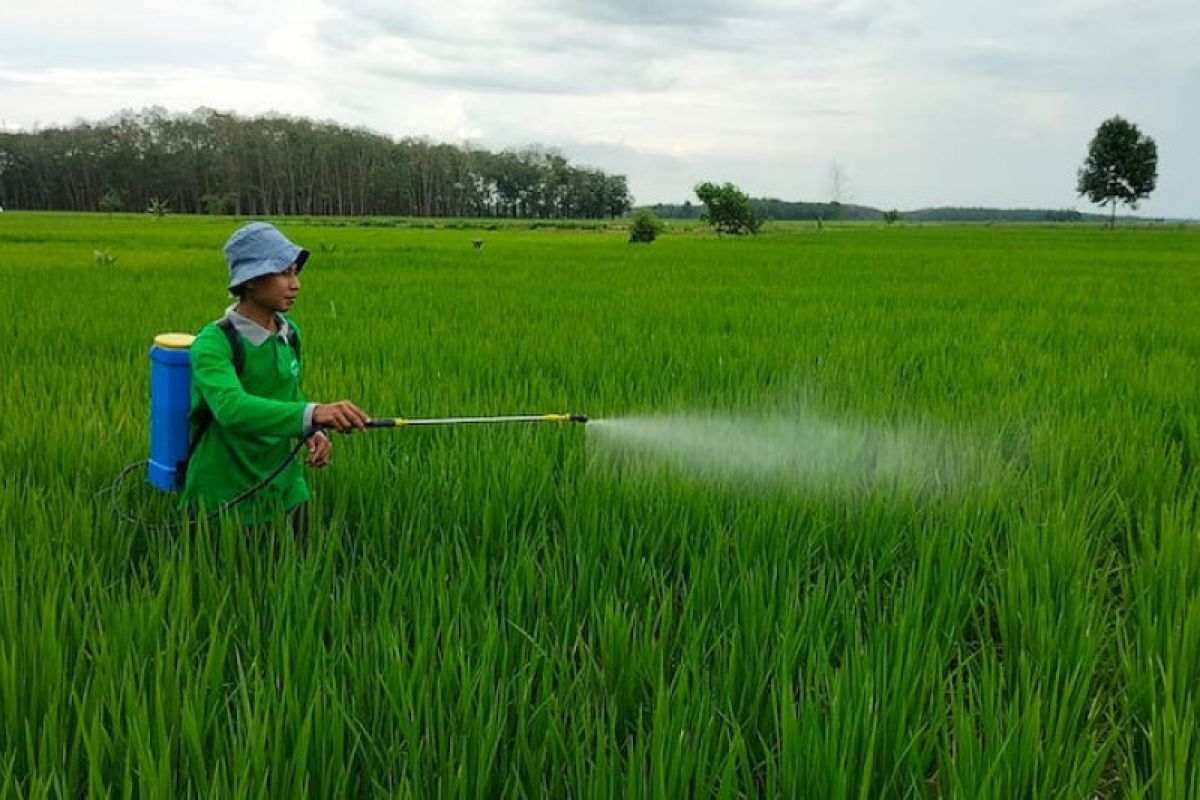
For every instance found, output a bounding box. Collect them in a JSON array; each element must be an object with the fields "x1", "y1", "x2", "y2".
[{"x1": 570, "y1": 414, "x2": 589, "y2": 424}]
